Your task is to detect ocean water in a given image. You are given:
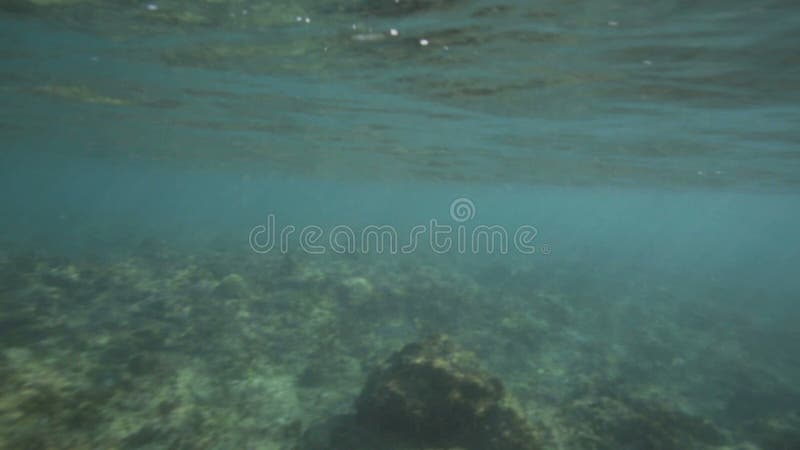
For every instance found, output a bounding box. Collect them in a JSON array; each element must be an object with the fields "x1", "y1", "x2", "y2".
[{"x1": 1, "y1": 1, "x2": 799, "y2": 449}]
